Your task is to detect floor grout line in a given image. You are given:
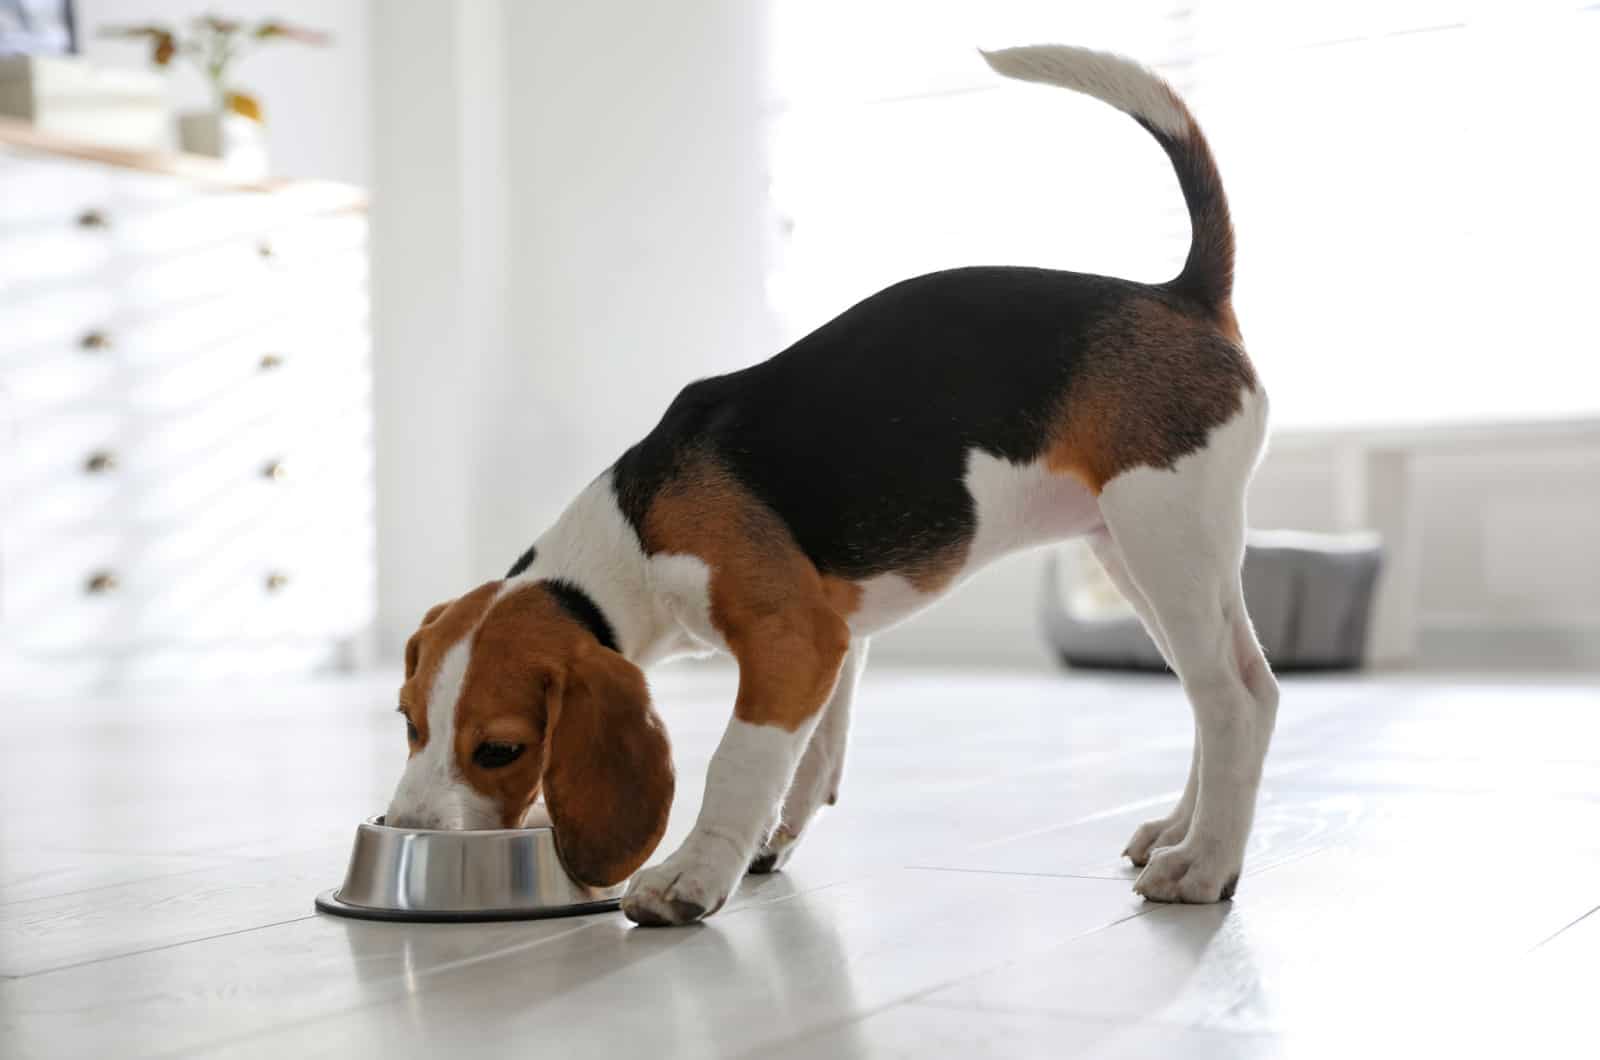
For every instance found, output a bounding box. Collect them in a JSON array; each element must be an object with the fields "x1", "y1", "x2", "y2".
[
  {"x1": 1529, "y1": 901, "x2": 1600, "y2": 952},
  {"x1": 4, "y1": 915, "x2": 320, "y2": 980},
  {"x1": 958, "y1": 757, "x2": 1326, "y2": 857},
  {"x1": 1, "y1": 860, "x2": 267, "y2": 909},
  {"x1": 962, "y1": 791, "x2": 1179, "y2": 853},
  {"x1": 905, "y1": 865, "x2": 1132, "y2": 882},
  {"x1": 1, "y1": 843, "x2": 353, "y2": 909}
]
